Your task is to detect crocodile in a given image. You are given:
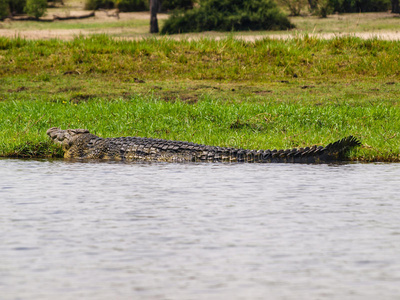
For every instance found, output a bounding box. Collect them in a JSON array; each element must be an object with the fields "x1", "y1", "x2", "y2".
[{"x1": 47, "y1": 127, "x2": 361, "y2": 163}]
